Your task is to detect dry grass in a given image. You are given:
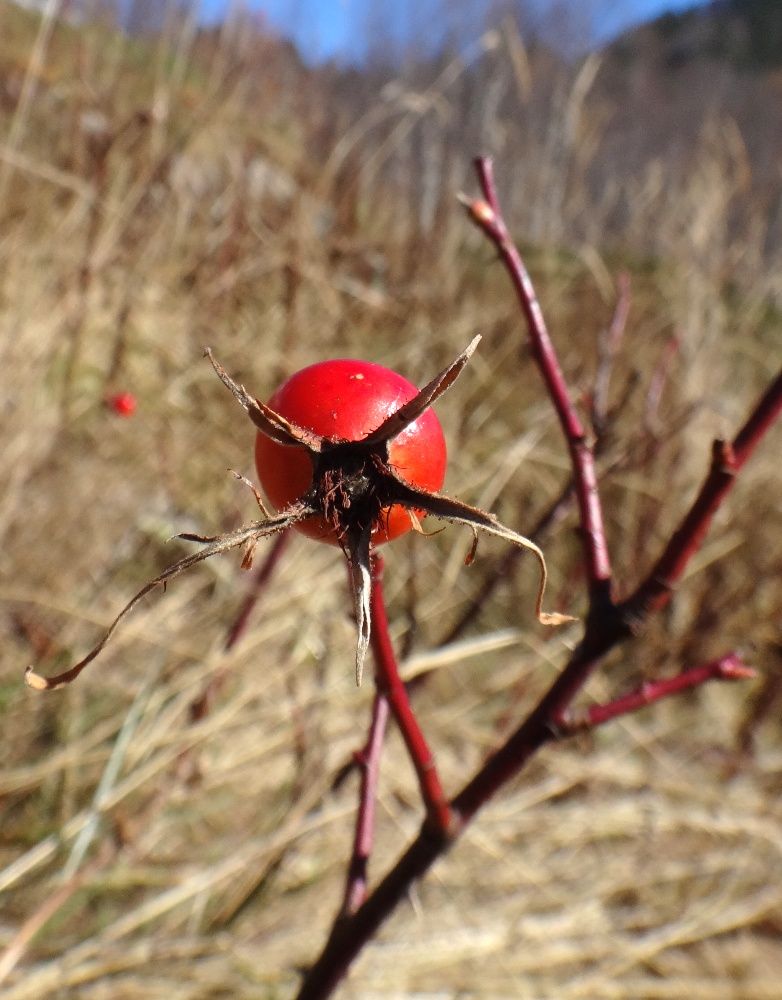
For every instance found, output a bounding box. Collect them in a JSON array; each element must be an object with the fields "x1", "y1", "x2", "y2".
[{"x1": 1, "y1": 4, "x2": 782, "y2": 997}]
